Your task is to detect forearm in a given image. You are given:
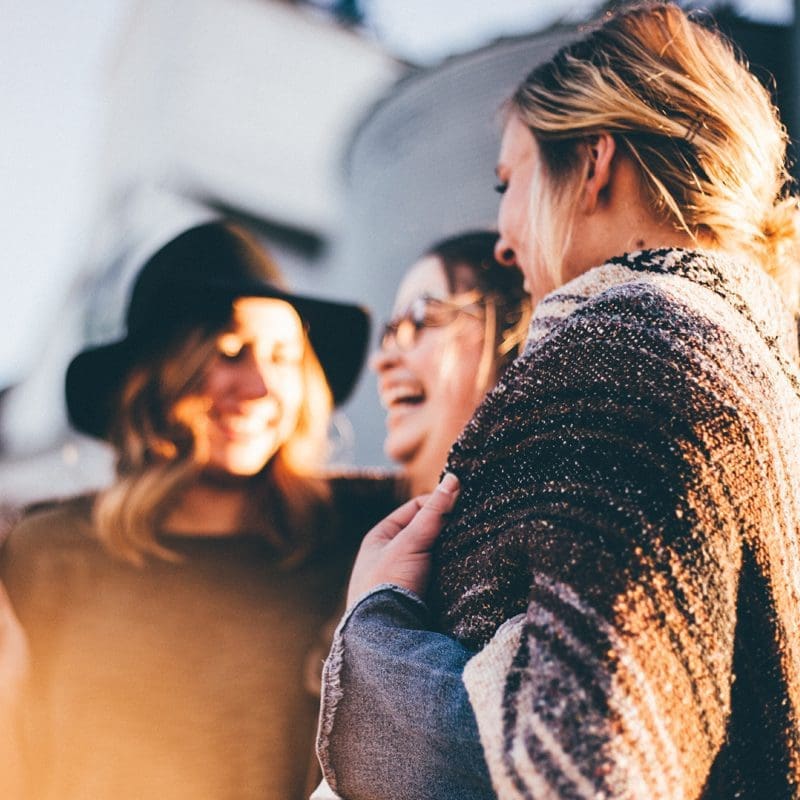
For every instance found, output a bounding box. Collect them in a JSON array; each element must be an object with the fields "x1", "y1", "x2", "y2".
[{"x1": 317, "y1": 585, "x2": 493, "y2": 800}]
